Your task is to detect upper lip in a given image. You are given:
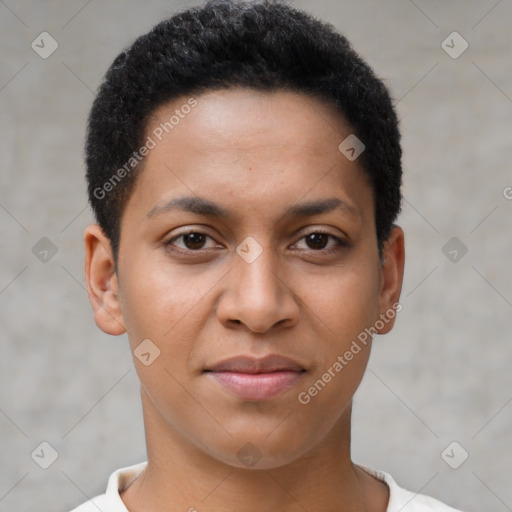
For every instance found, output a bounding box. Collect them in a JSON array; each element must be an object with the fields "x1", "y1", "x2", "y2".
[{"x1": 206, "y1": 355, "x2": 305, "y2": 374}]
